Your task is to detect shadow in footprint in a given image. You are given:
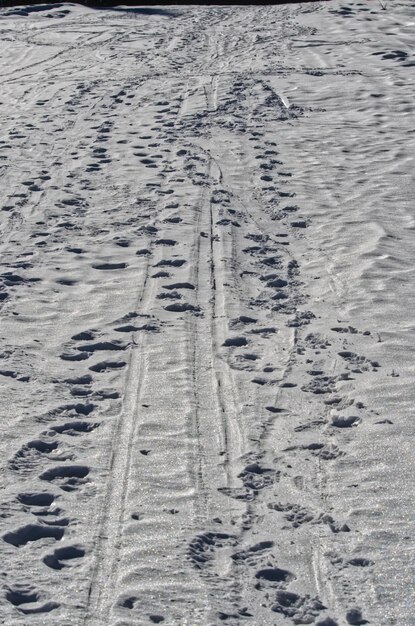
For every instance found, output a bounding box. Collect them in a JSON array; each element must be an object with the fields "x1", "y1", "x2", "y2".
[
  {"x1": 3, "y1": 524, "x2": 64, "y2": 547},
  {"x1": 89, "y1": 360, "x2": 126, "y2": 373},
  {"x1": 18, "y1": 492, "x2": 55, "y2": 507},
  {"x1": 39, "y1": 465, "x2": 89, "y2": 491},
  {"x1": 5, "y1": 586, "x2": 59, "y2": 614},
  {"x1": 92, "y1": 263, "x2": 127, "y2": 270},
  {"x1": 43, "y1": 545, "x2": 85, "y2": 570},
  {"x1": 50, "y1": 421, "x2": 99, "y2": 436}
]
